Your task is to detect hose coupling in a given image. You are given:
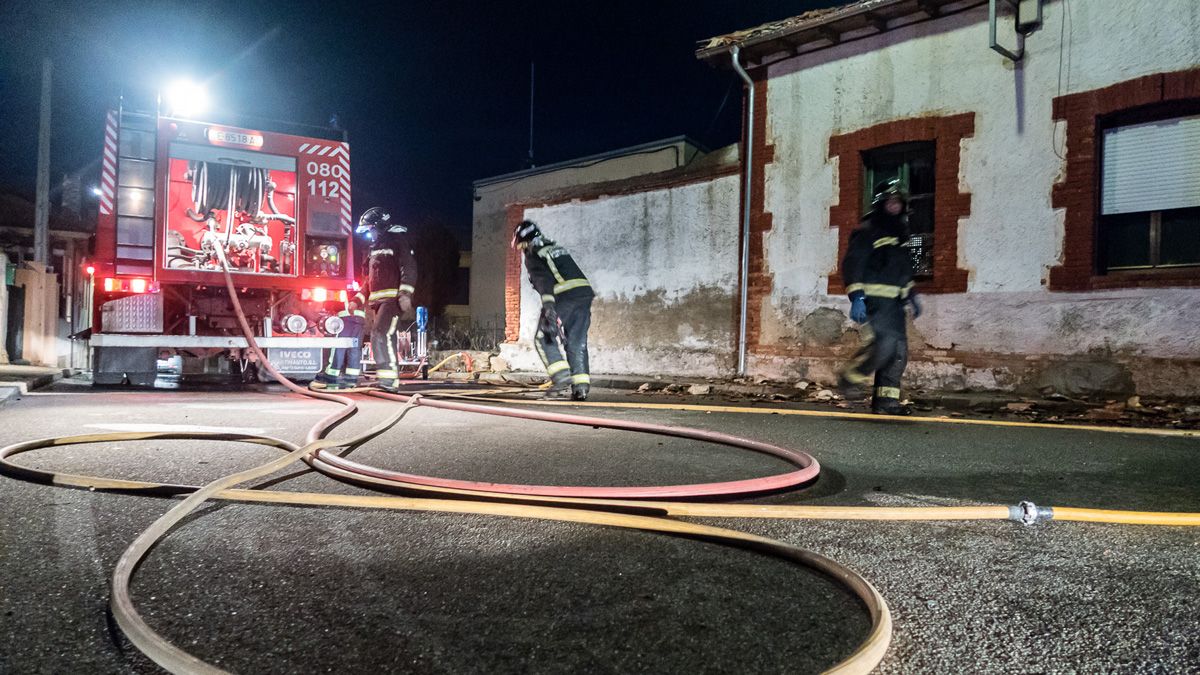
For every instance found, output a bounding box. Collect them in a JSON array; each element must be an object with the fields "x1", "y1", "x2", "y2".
[{"x1": 1009, "y1": 500, "x2": 1053, "y2": 526}]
